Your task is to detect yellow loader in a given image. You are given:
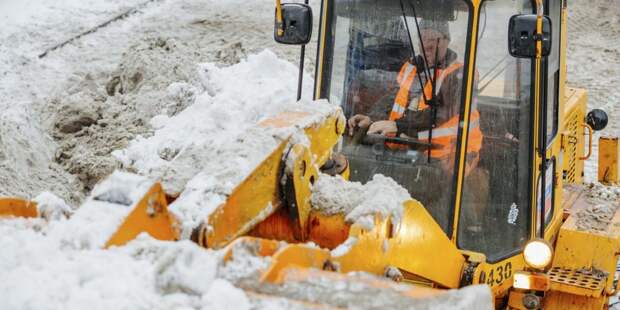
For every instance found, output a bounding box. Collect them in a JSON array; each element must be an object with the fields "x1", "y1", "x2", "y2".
[{"x1": 3, "y1": 0, "x2": 620, "y2": 308}]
